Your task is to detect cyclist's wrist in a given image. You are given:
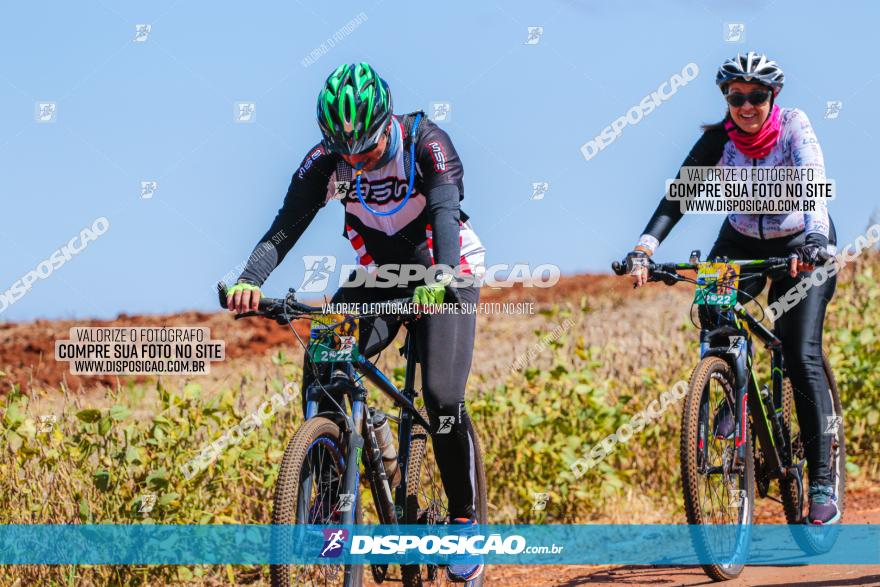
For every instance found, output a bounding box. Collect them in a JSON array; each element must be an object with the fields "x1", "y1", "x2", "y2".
[
  {"x1": 636, "y1": 234, "x2": 659, "y2": 255},
  {"x1": 428, "y1": 272, "x2": 455, "y2": 288}
]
